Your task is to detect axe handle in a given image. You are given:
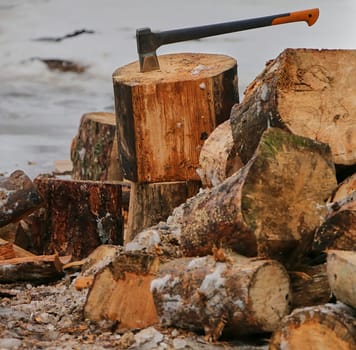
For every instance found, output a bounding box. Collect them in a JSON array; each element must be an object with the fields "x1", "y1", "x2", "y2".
[{"x1": 156, "y1": 9, "x2": 319, "y2": 48}]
